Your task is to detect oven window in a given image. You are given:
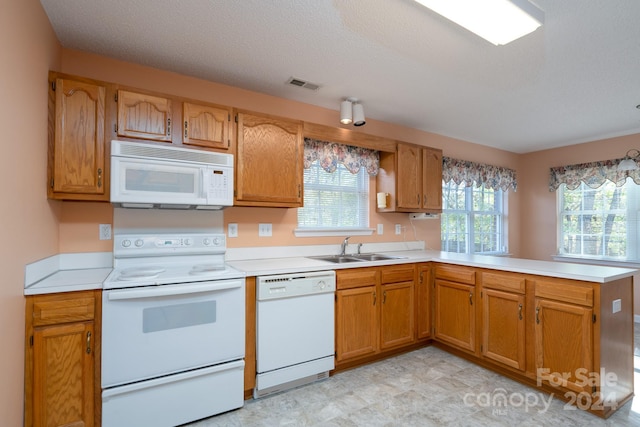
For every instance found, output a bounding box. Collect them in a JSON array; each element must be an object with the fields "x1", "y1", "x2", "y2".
[
  {"x1": 143, "y1": 301, "x2": 217, "y2": 333},
  {"x1": 126, "y1": 169, "x2": 195, "y2": 193}
]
